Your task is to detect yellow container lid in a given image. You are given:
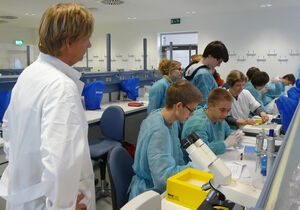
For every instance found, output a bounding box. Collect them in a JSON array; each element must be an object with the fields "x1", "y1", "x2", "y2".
[{"x1": 166, "y1": 168, "x2": 214, "y2": 210}]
